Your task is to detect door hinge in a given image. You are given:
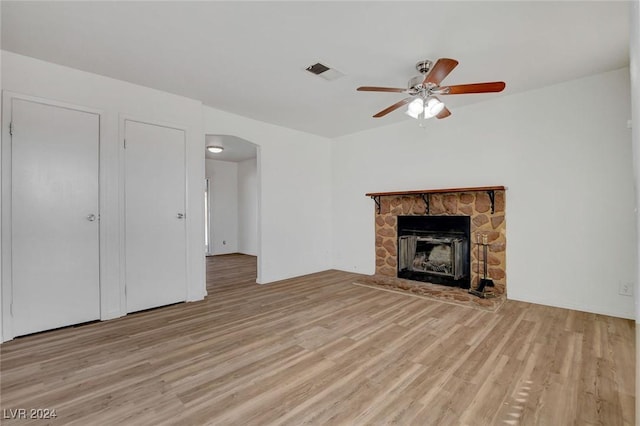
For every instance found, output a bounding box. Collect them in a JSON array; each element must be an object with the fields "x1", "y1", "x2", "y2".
[
  {"x1": 124, "y1": 139, "x2": 126, "y2": 149},
  {"x1": 10, "y1": 303, "x2": 13, "y2": 316},
  {"x1": 9, "y1": 122, "x2": 13, "y2": 136}
]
